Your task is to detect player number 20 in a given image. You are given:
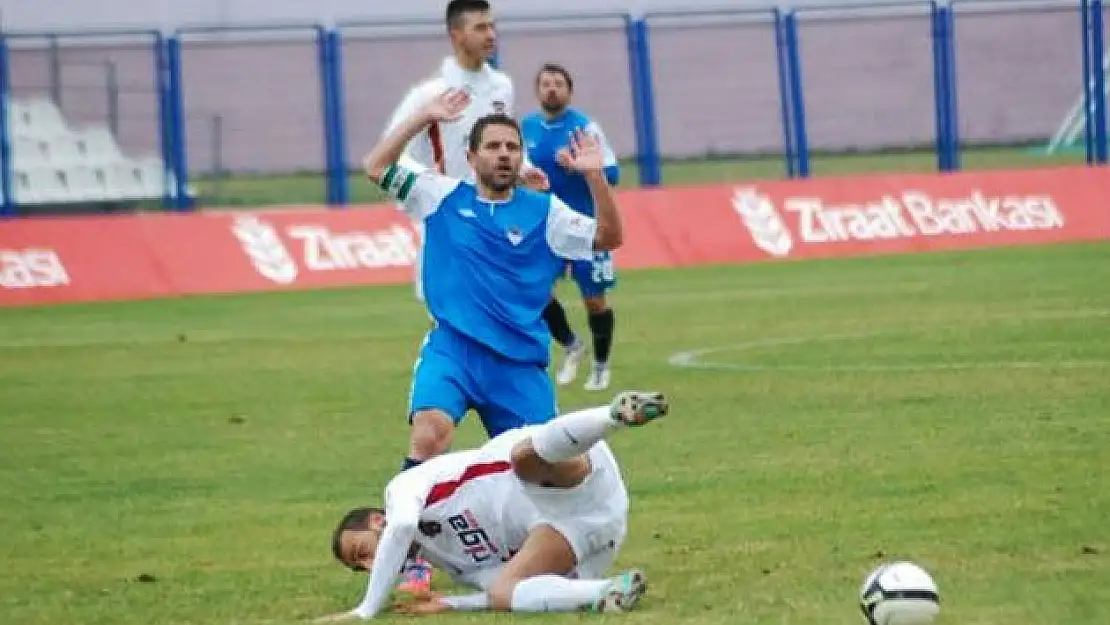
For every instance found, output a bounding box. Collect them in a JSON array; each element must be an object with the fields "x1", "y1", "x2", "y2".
[{"x1": 591, "y1": 256, "x2": 615, "y2": 283}]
